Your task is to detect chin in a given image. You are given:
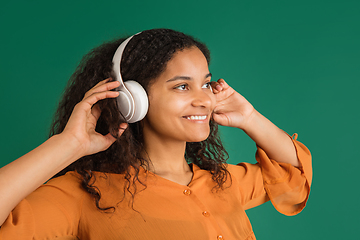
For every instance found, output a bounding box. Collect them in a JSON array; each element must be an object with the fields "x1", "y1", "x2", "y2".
[{"x1": 186, "y1": 131, "x2": 210, "y2": 143}]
